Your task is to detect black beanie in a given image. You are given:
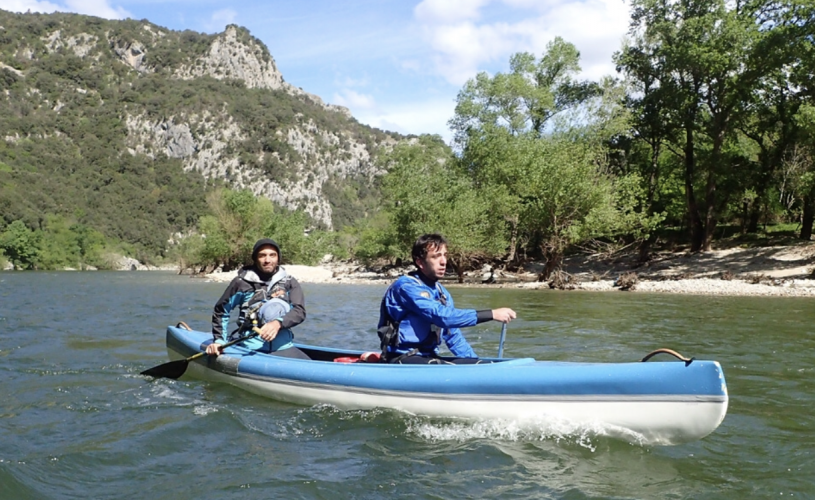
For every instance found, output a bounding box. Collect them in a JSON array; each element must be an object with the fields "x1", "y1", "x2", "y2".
[{"x1": 252, "y1": 238, "x2": 281, "y2": 261}]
